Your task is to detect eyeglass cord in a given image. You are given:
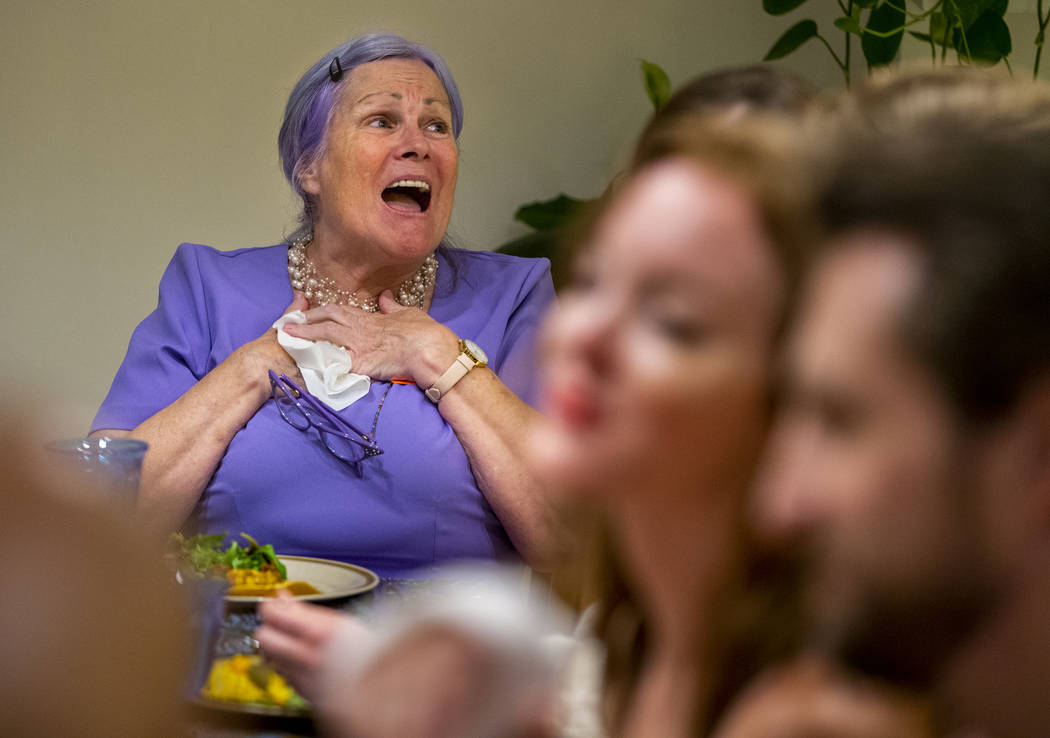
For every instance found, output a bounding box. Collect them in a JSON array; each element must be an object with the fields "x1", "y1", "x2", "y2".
[{"x1": 366, "y1": 382, "x2": 395, "y2": 440}]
